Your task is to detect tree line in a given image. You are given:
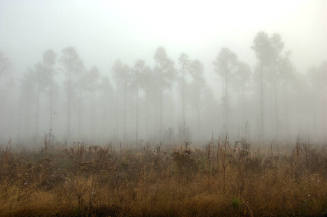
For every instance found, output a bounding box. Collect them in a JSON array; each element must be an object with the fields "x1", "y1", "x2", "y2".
[{"x1": 0, "y1": 31, "x2": 326, "y2": 146}]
